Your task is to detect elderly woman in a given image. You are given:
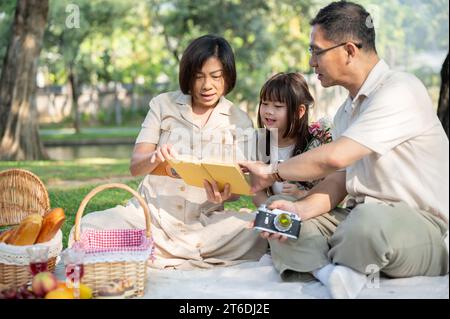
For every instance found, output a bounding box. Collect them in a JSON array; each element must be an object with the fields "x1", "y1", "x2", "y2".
[{"x1": 71, "y1": 35, "x2": 267, "y2": 269}]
